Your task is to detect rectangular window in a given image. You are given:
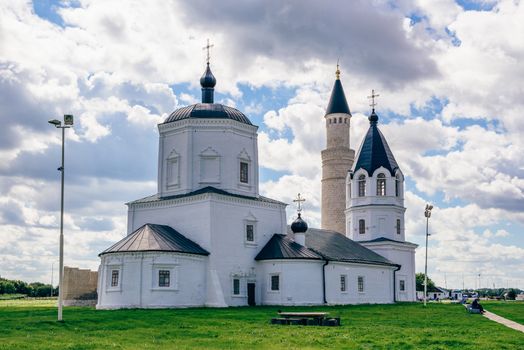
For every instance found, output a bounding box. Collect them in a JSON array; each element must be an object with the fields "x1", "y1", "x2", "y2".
[
  {"x1": 400, "y1": 280, "x2": 405, "y2": 291},
  {"x1": 246, "y1": 224, "x2": 254, "y2": 242},
  {"x1": 240, "y1": 162, "x2": 249, "y2": 183},
  {"x1": 159, "y1": 270, "x2": 170, "y2": 287},
  {"x1": 359, "y1": 219, "x2": 365, "y2": 234},
  {"x1": 358, "y1": 276, "x2": 365, "y2": 292},
  {"x1": 396, "y1": 219, "x2": 401, "y2": 235},
  {"x1": 340, "y1": 275, "x2": 347, "y2": 292},
  {"x1": 270, "y1": 275, "x2": 280, "y2": 291},
  {"x1": 233, "y1": 278, "x2": 240, "y2": 295},
  {"x1": 111, "y1": 270, "x2": 119, "y2": 287}
]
